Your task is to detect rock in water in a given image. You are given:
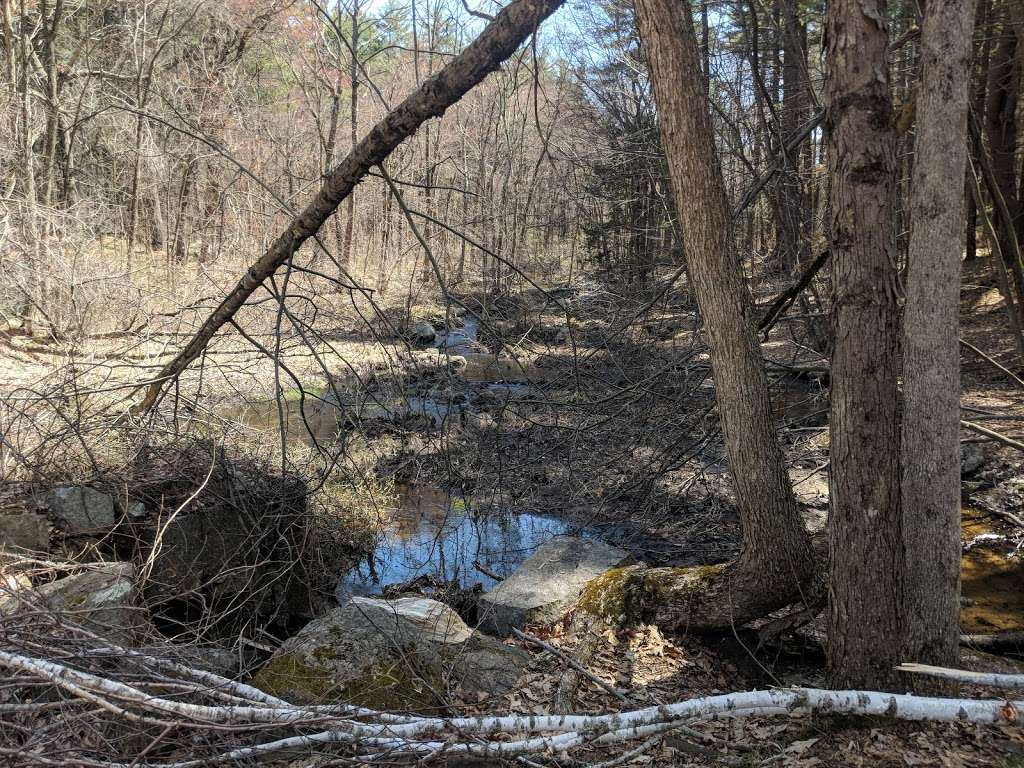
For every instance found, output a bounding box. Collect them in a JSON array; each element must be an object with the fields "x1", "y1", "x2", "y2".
[
  {"x1": 47, "y1": 485, "x2": 116, "y2": 534},
  {"x1": 253, "y1": 597, "x2": 528, "y2": 711},
  {"x1": 478, "y1": 536, "x2": 630, "y2": 637},
  {"x1": 410, "y1": 321, "x2": 437, "y2": 342}
]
